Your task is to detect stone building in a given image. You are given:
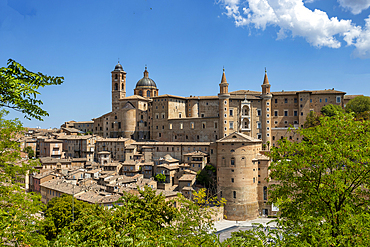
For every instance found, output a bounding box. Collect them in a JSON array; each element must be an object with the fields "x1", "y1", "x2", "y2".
[{"x1": 90, "y1": 62, "x2": 351, "y2": 220}]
